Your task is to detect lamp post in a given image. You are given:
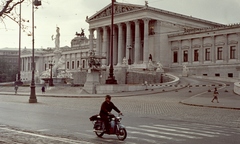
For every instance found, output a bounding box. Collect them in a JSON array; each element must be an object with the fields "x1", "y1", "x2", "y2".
[
  {"x1": 16, "y1": 1, "x2": 23, "y2": 86},
  {"x1": 29, "y1": 0, "x2": 41, "y2": 103},
  {"x1": 49, "y1": 61, "x2": 54, "y2": 86},
  {"x1": 106, "y1": 0, "x2": 117, "y2": 84}
]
